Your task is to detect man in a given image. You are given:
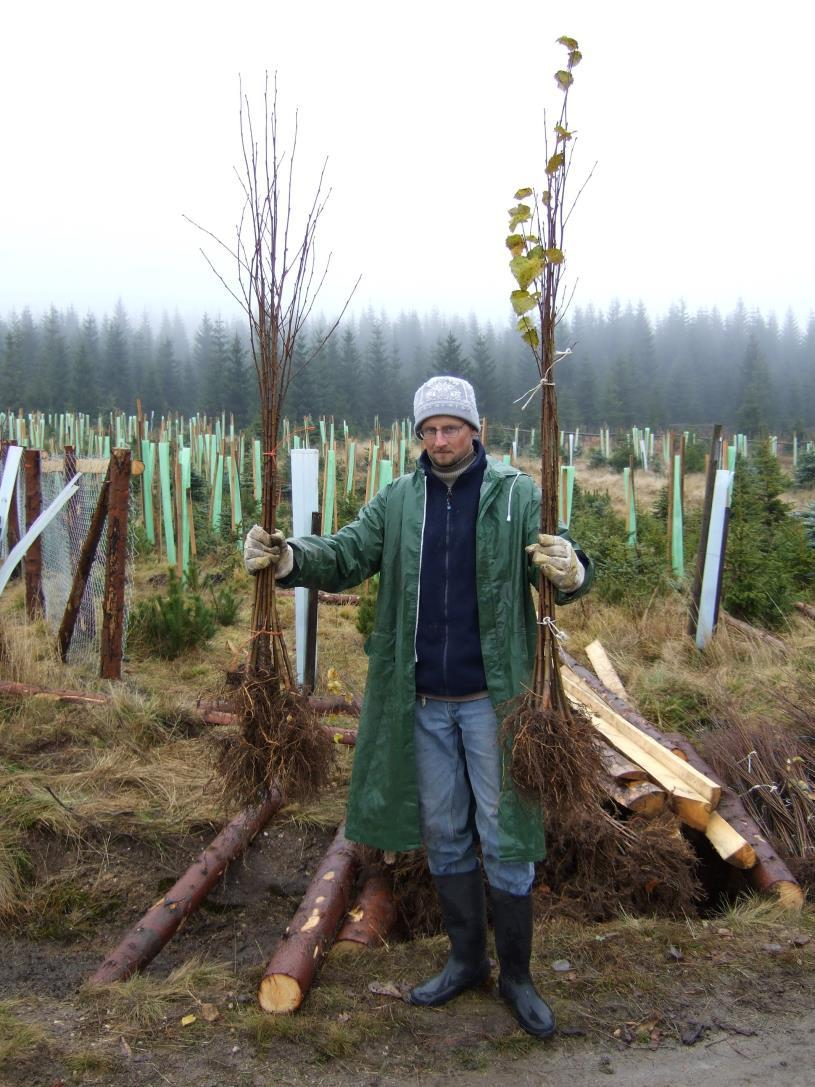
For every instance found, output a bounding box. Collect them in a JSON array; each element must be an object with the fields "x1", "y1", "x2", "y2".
[{"x1": 244, "y1": 375, "x2": 593, "y2": 1038}]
